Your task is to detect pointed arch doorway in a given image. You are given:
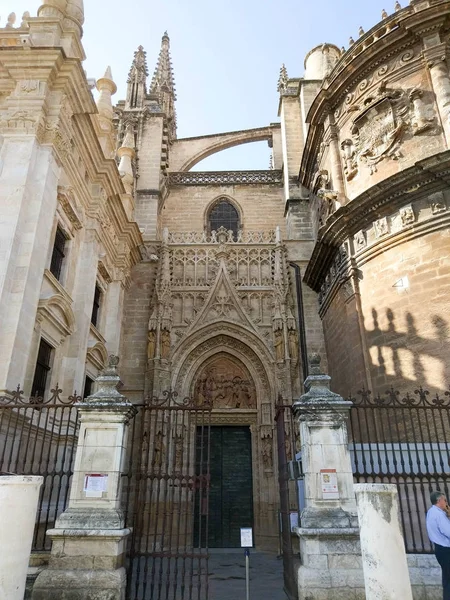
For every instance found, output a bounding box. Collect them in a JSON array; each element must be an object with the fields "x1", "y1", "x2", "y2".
[{"x1": 193, "y1": 354, "x2": 255, "y2": 548}]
